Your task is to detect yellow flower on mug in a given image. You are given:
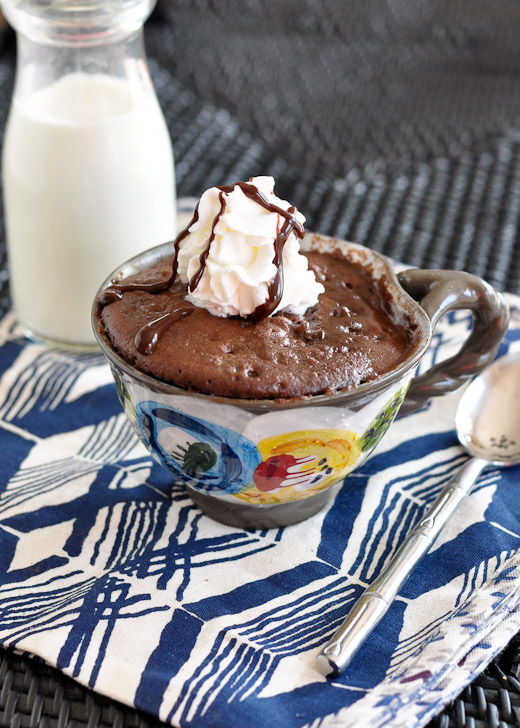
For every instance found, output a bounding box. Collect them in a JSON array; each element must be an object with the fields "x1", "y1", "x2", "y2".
[{"x1": 236, "y1": 429, "x2": 361, "y2": 504}]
